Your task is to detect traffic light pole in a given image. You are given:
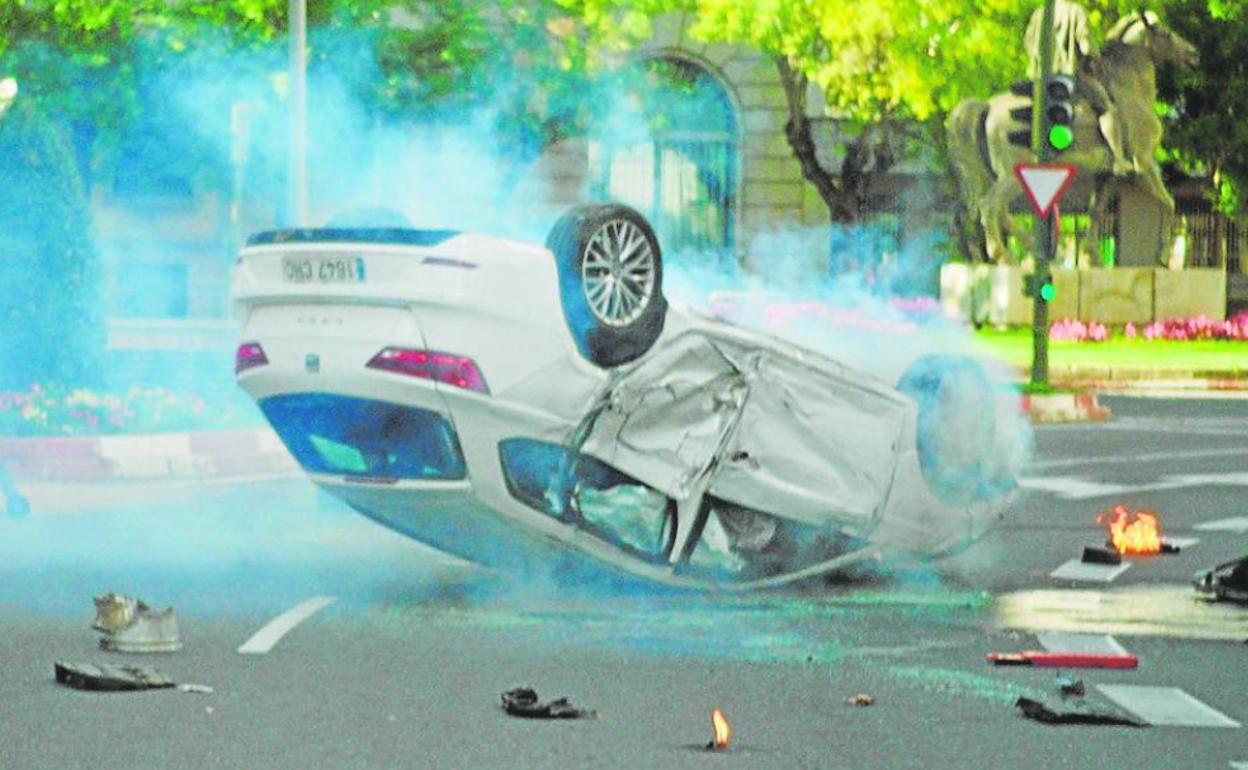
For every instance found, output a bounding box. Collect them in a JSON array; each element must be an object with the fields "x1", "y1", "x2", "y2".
[{"x1": 1030, "y1": 0, "x2": 1057, "y2": 387}]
